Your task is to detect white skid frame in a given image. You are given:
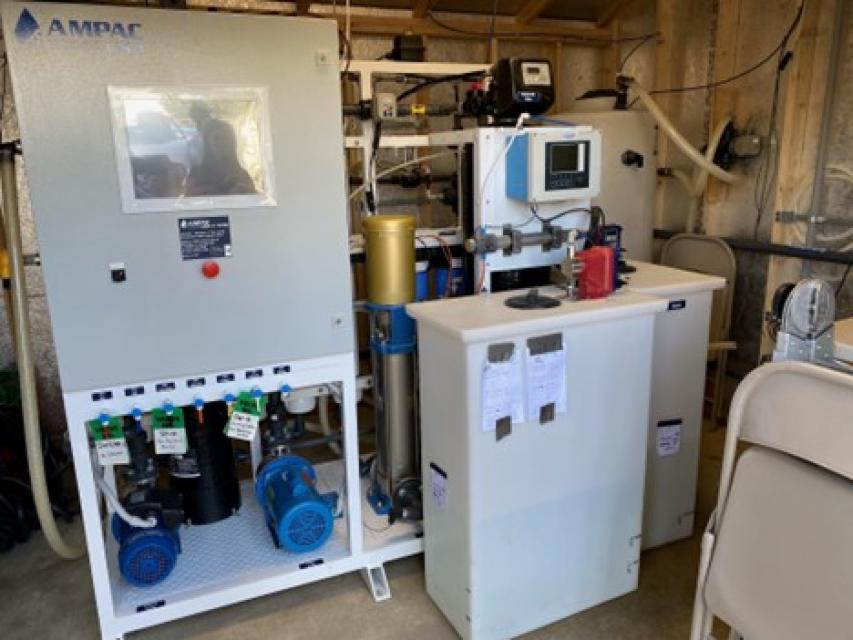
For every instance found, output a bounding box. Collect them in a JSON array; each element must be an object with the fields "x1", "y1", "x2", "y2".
[{"x1": 66, "y1": 351, "x2": 423, "y2": 640}]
